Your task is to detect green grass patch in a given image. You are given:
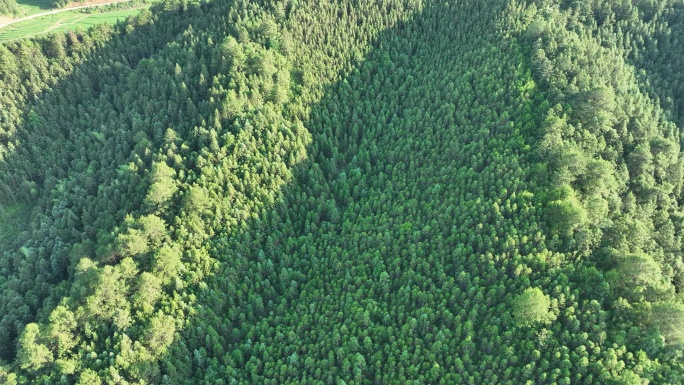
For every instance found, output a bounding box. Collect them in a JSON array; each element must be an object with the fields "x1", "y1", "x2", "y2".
[
  {"x1": 0, "y1": 7, "x2": 143, "y2": 40},
  {"x1": 51, "y1": 8, "x2": 141, "y2": 31}
]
